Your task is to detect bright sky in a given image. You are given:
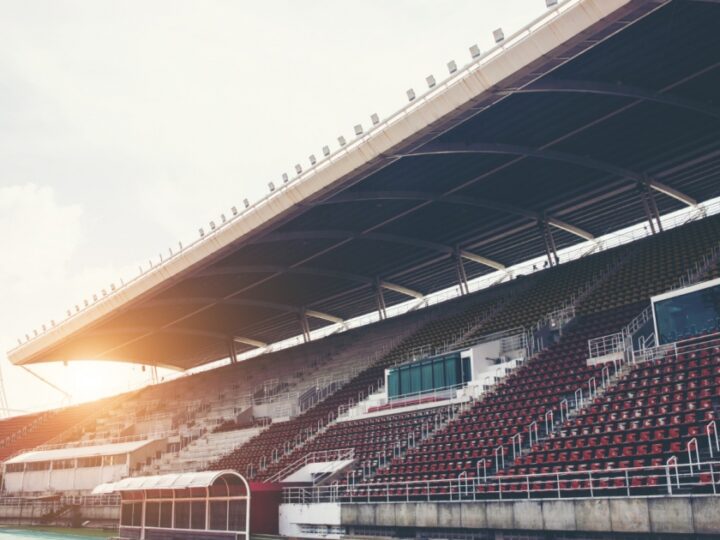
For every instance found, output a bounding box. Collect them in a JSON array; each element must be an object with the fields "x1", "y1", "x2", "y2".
[{"x1": 0, "y1": 0, "x2": 550, "y2": 413}]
